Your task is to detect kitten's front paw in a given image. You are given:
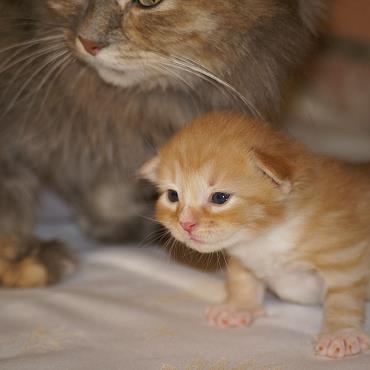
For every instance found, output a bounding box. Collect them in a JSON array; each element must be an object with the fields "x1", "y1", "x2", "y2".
[
  {"x1": 205, "y1": 304, "x2": 264, "y2": 329},
  {"x1": 315, "y1": 329, "x2": 370, "y2": 359}
]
